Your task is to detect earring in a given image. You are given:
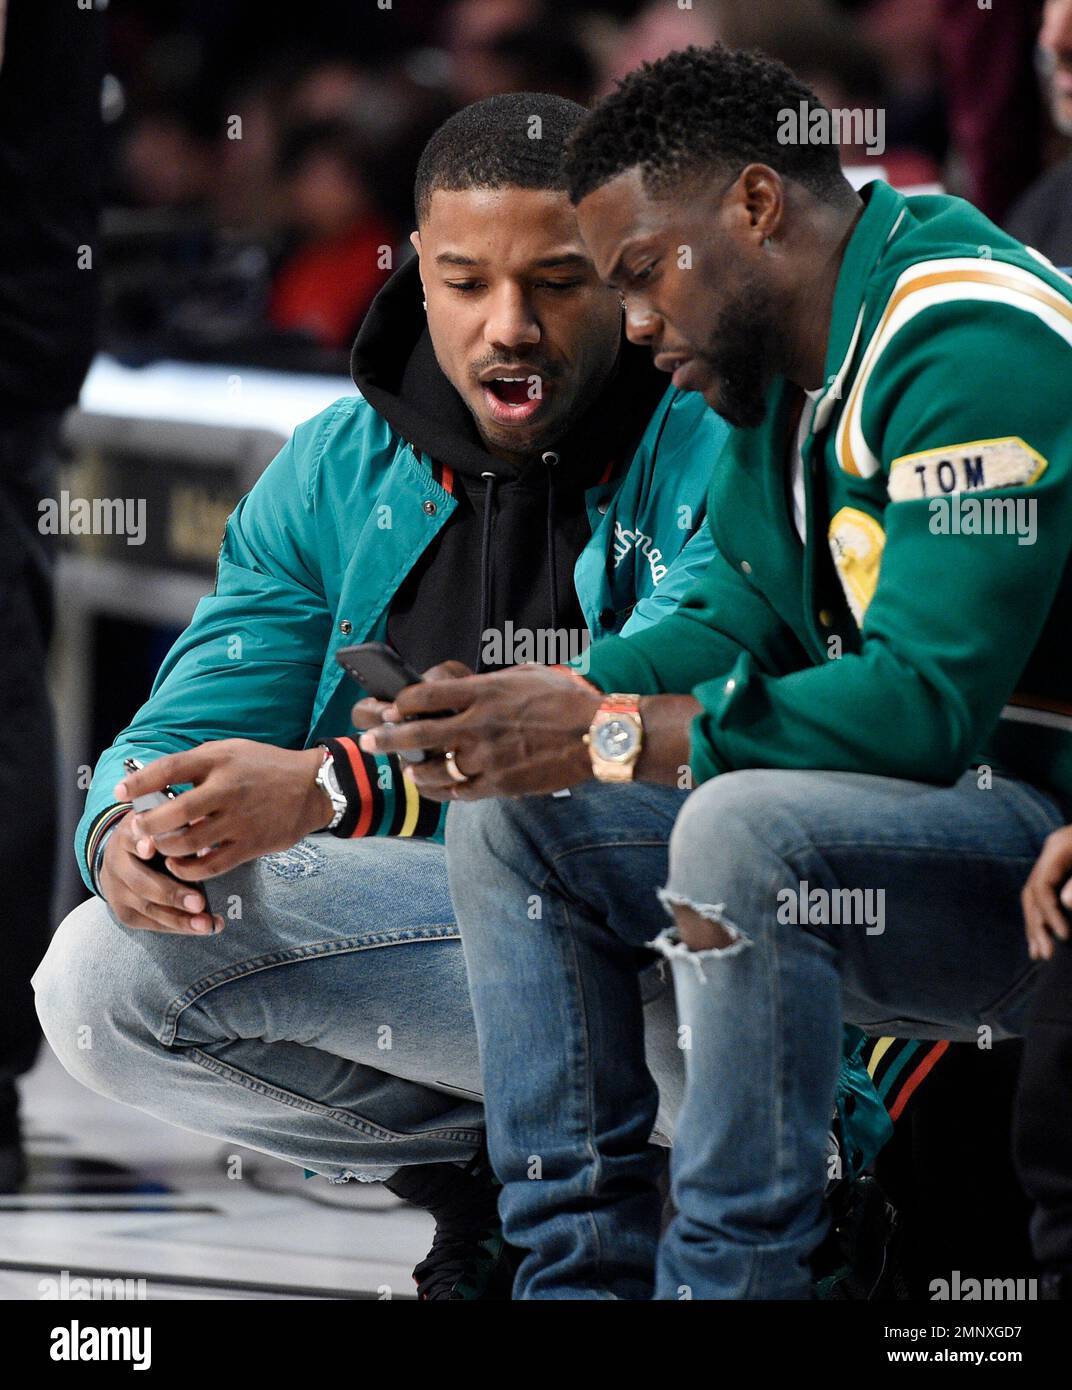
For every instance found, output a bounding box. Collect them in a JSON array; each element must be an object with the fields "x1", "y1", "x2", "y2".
[{"x1": 422, "y1": 297, "x2": 427, "y2": 310}]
